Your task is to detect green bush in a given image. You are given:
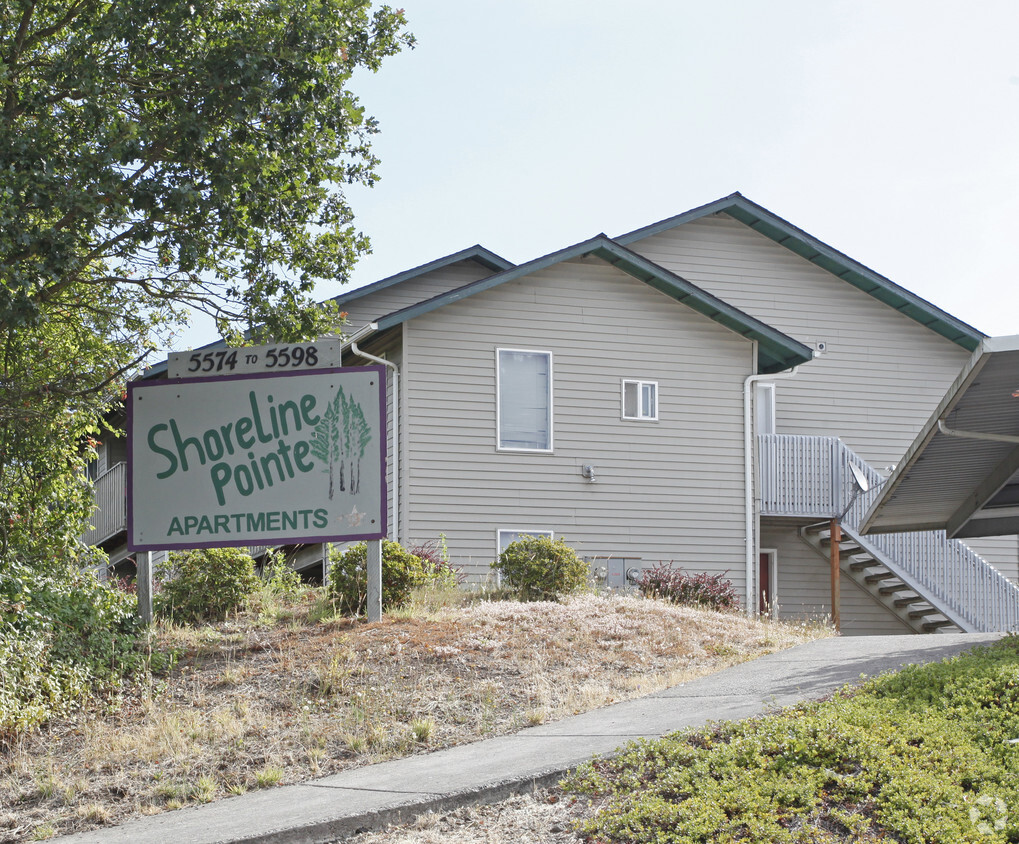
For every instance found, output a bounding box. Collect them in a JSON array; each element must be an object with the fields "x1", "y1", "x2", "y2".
[
  {"x1": 328, "y1": 540, "x2": 428, "y2": 616},
  {"x1": 0, "y1": 558, "x2": 145, "y2": 742},
  {"x1": 492, "y1": 535, "x2": 588, "y2": 601},
  {"x1": 155, "y1": 547, "x2": 259, "y2": 624},
  {"x1": 259, "y1": 550, "x2": 304, "y2": 596}
]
